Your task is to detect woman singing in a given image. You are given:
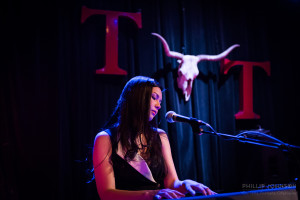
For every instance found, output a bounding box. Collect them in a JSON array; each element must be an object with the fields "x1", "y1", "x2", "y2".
[{"x1": 93, "y1": 76, "x2": 216, "y2": 200}]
